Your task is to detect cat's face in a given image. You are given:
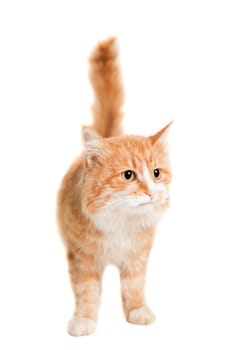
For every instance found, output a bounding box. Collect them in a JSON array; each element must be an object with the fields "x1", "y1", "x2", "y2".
[{"x1": 82, "y1": 125, "x2": 172, "y2": 231}]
